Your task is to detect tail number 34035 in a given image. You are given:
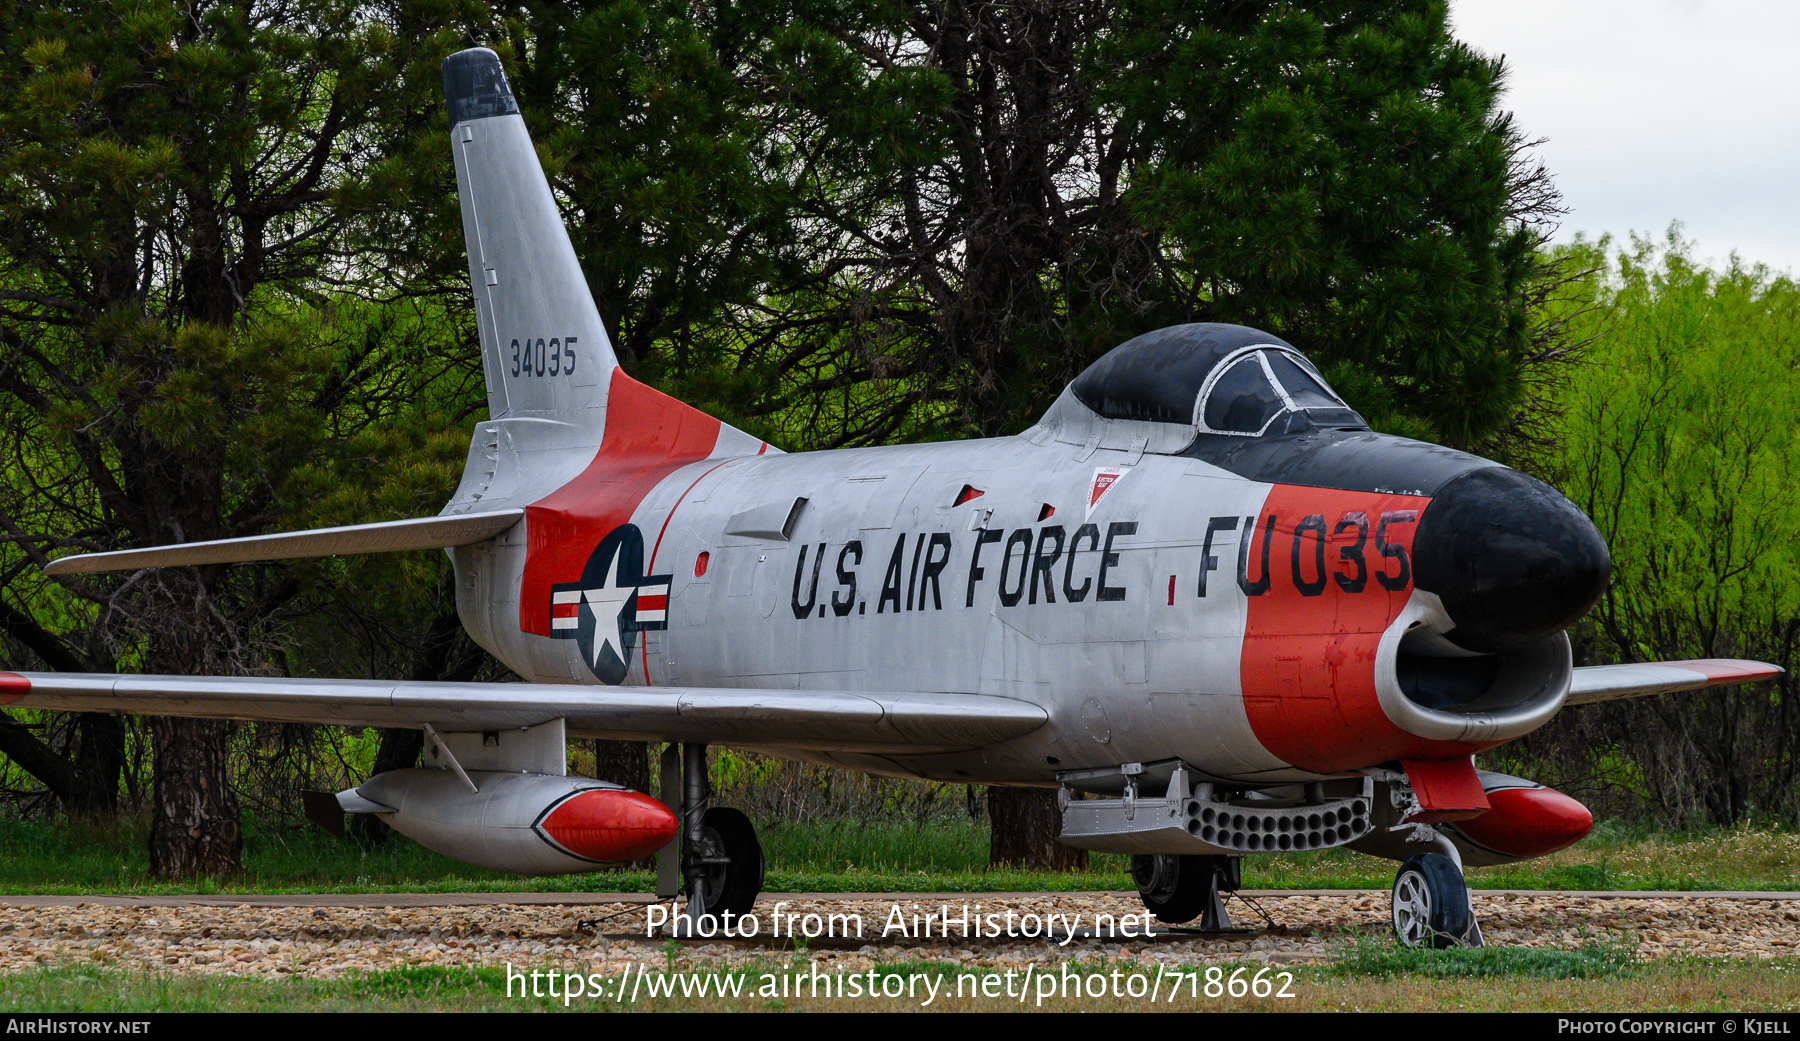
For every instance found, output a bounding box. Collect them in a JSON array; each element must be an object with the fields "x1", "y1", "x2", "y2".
[{"x1": 510, "y1": 336, "x2": 577, "y2": 378}]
